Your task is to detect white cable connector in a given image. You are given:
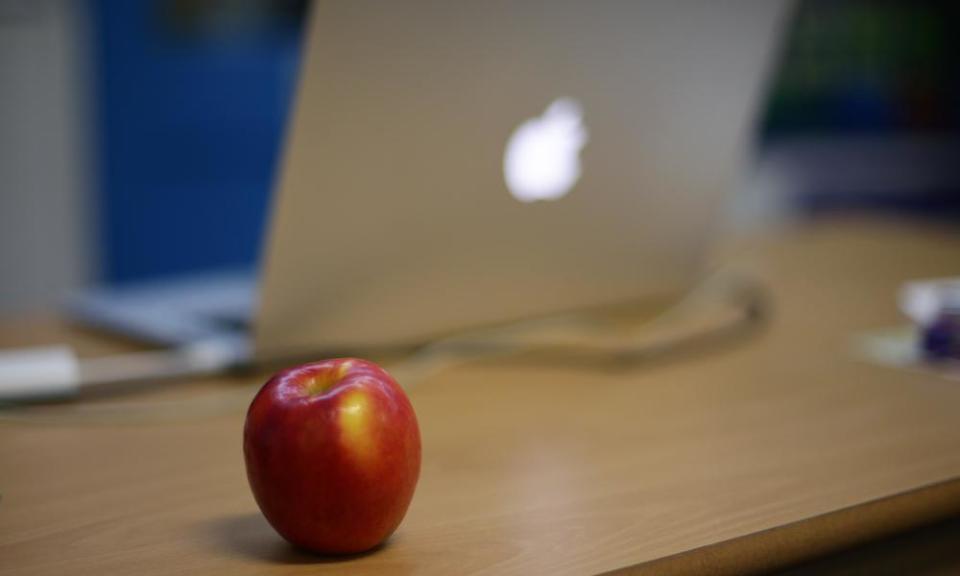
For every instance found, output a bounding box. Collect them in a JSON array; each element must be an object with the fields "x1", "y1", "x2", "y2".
[
  {"x1": 0, "y1": 346, "x2": 81, "y2": 401},
  {"x1": 0, "y1": 336, "x2": 251, "y2": 403}
]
